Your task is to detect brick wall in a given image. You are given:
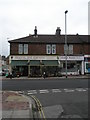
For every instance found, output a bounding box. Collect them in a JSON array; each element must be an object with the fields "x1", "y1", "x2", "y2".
[
  {"x1": 10, "y1": 43, "x2": 18, "y2": 55},
  {"x1": 10, "y1": 43, "x2": 90, "y2": 55}
]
